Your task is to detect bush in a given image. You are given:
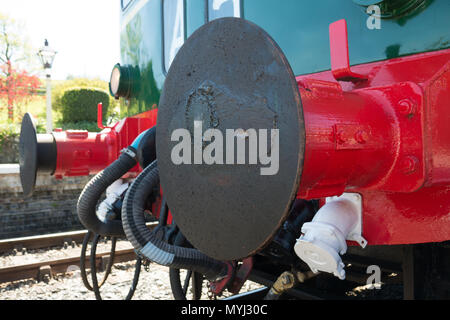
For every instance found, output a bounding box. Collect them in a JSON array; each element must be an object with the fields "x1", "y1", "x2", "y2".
[
  {"x1": 61, "y1": 88, "x2": 110, "y2": 123},
  {"x1": 0, "y1": 123, "x2": 19, "y2": 162},
  {"x1": 0, "y1": 123, "x2": 19, "y2": 148},
  {"x1": 52, "y1": 78, "x2": 115, "y2": 112}
]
